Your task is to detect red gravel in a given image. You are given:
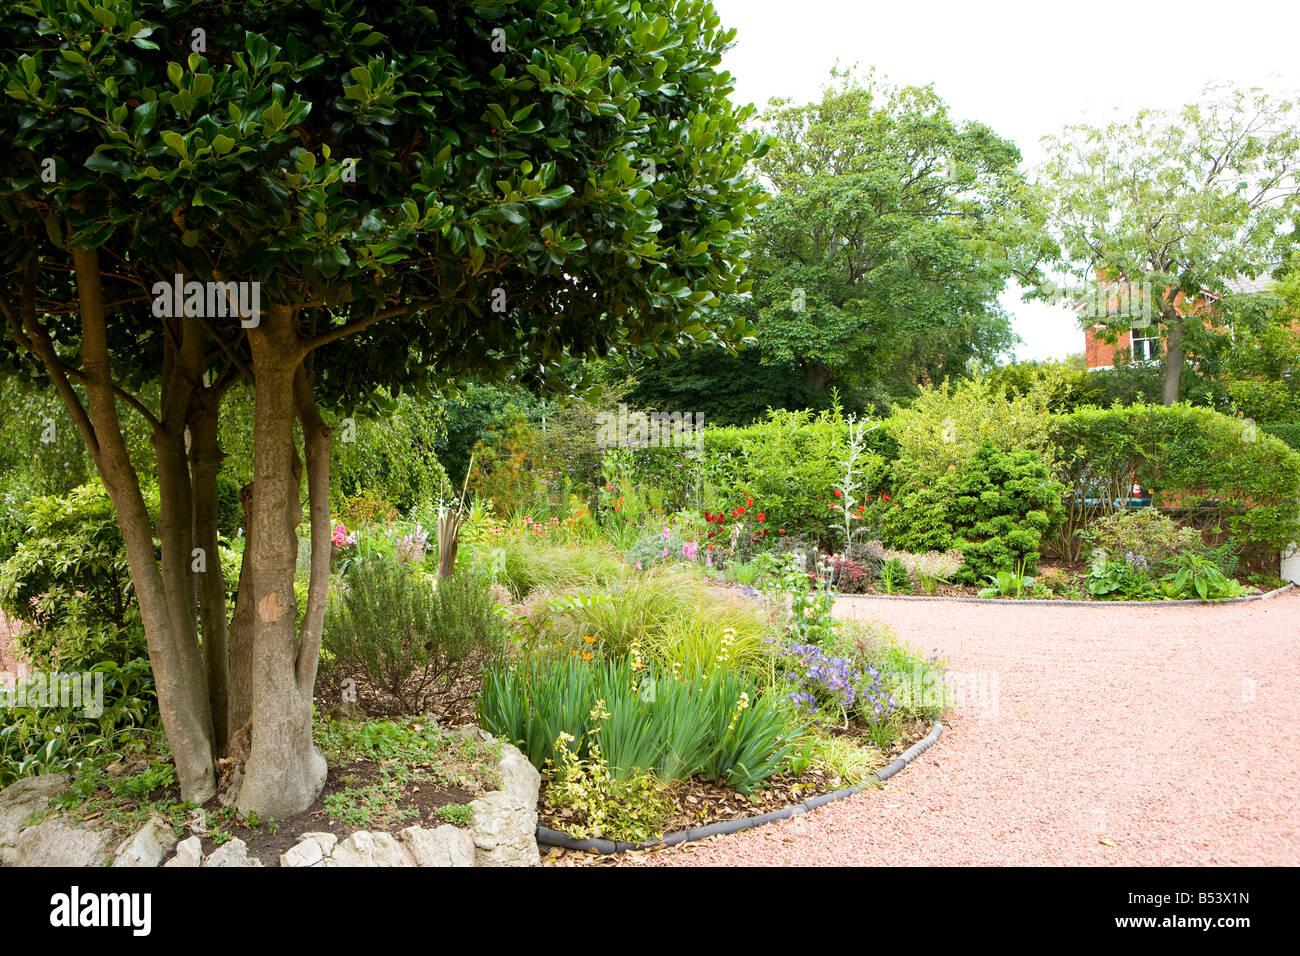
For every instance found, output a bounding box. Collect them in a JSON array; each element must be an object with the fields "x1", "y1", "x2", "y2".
[{"x1": 638, "y1": 592, "x2": 1300, "y2": 866}]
